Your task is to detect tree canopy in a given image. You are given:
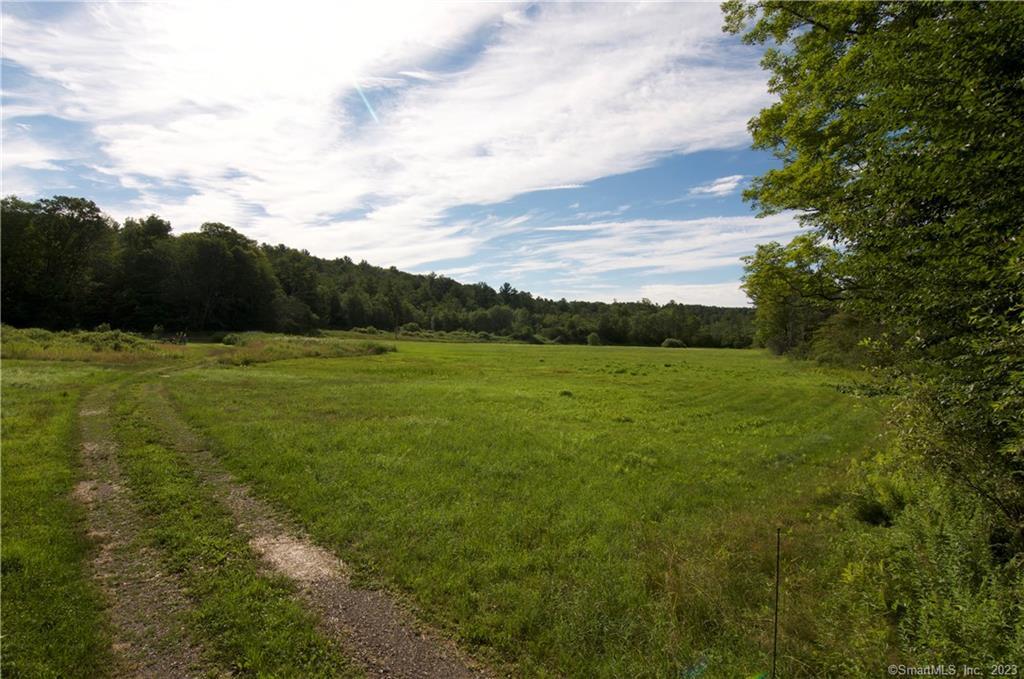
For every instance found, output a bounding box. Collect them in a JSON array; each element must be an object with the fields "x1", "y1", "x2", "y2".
[
  {"x1": 0, "y1": 195, "x2": 754, "y2": 348},
  {"x1": 727, "y1": 0, "x2": 1023, "y2": 665}
]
